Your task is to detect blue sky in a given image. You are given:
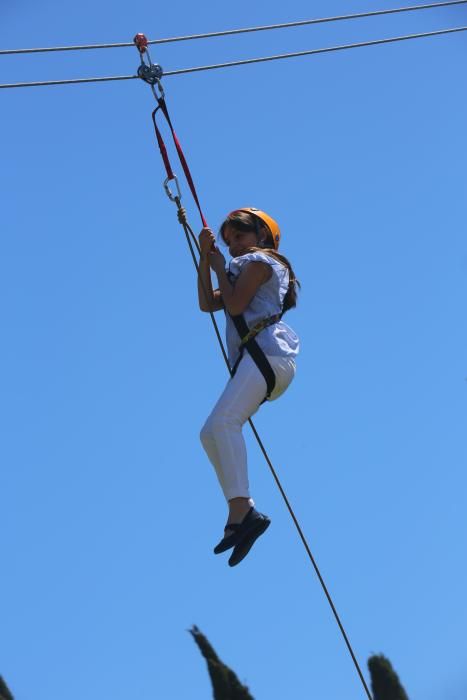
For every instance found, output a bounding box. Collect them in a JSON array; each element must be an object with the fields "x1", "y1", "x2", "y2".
[{"x1": 1, "y1": 2, "x2": 467, "y2": 699}]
